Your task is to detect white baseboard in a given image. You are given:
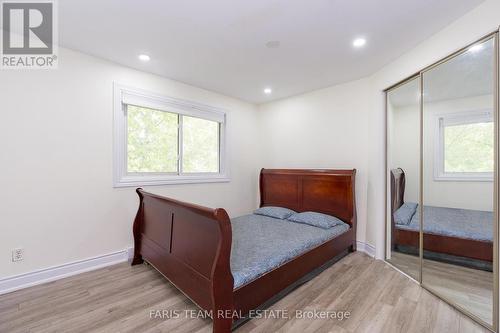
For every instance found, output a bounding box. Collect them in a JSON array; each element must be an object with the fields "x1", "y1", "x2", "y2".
[
  {"x1": 0, "y1": 242, "x2": 374, "y2": 296},
  {"x1": 357, "y1": 241, "x2": 376, "y2": 257},
  {"x1": 0, "y1": 248, "x2": 134, "y2": 295}
]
